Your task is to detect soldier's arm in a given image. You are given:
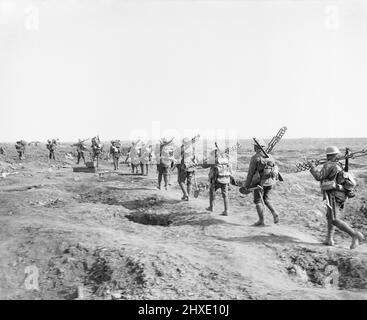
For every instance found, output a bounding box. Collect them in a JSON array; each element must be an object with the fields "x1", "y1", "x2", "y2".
[{"x1": 245, "y1": 157, "x2": 257, "y2": 188}]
